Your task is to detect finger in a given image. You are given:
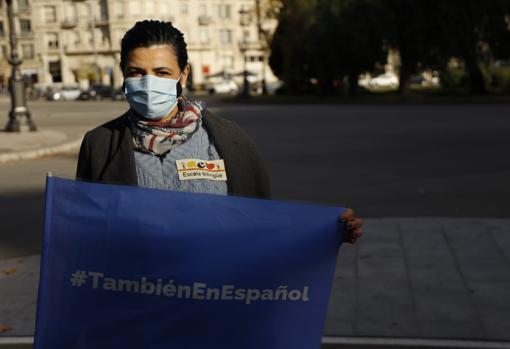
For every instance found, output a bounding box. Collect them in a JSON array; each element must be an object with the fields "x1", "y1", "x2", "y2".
[
  {"x1": 340, "y1": 208, "x2": 354, "y2": 222},
  {"x1": 353, "y1": 228, "x2": 363, "y2": 238},
  {"x1": 347, "y1": 218, "x2": 363, "y2": 230}
]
